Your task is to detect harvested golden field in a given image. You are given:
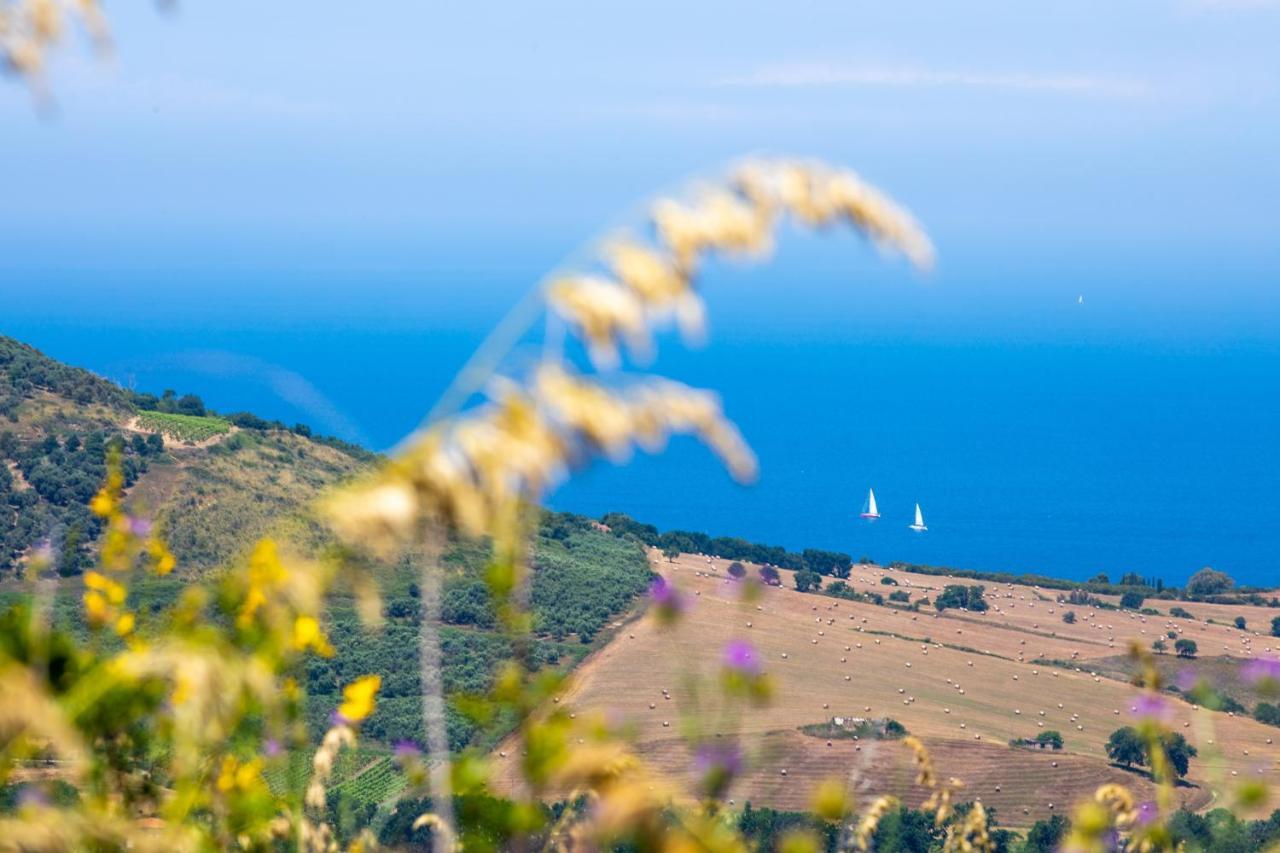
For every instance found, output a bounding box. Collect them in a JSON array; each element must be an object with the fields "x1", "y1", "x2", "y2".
[
  {"x1": 832, "y1": 565, "x2": 1280, "y2": 664},
  {"x1": 493, "y1": 551, "x2": 1280, "y2": 827}
]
